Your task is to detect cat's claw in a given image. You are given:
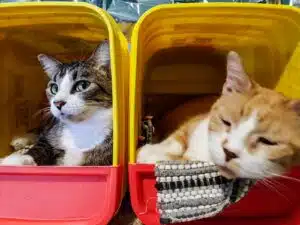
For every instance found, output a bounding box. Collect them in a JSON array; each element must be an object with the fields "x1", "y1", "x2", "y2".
[{"x1": 0, "y1": 154, "x2": 36, "y2": 166}]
